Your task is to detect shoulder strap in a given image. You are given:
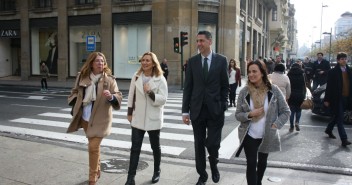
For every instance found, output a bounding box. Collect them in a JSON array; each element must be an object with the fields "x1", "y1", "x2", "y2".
[{"x1": 132, "y1": 76, "x2": 139, "y2": 110}]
